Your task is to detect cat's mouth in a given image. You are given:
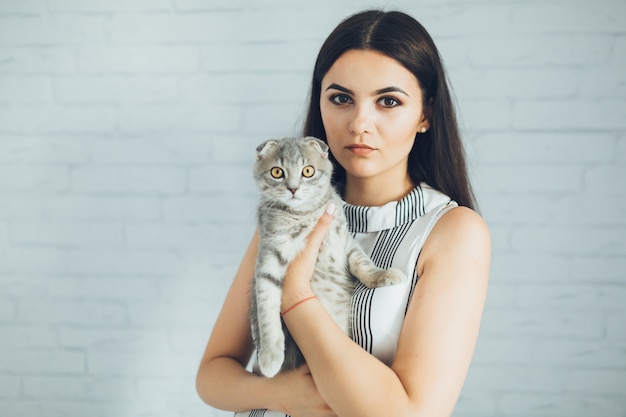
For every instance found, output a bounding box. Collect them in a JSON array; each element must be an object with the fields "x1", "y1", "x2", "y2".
[
  {"x1": 283, "y1": 192, "x2": 303, "y2": 204},
  {"x1": 283, "y1": 197, "x2": 305, "y2": 208}
]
